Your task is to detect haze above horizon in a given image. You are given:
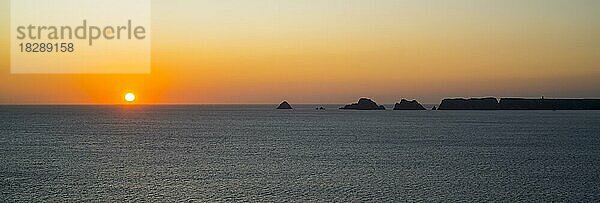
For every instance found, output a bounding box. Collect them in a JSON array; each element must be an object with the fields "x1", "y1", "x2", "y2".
[{"x1": 1, "y1": 0, "x2": 599, "y2": 104}]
